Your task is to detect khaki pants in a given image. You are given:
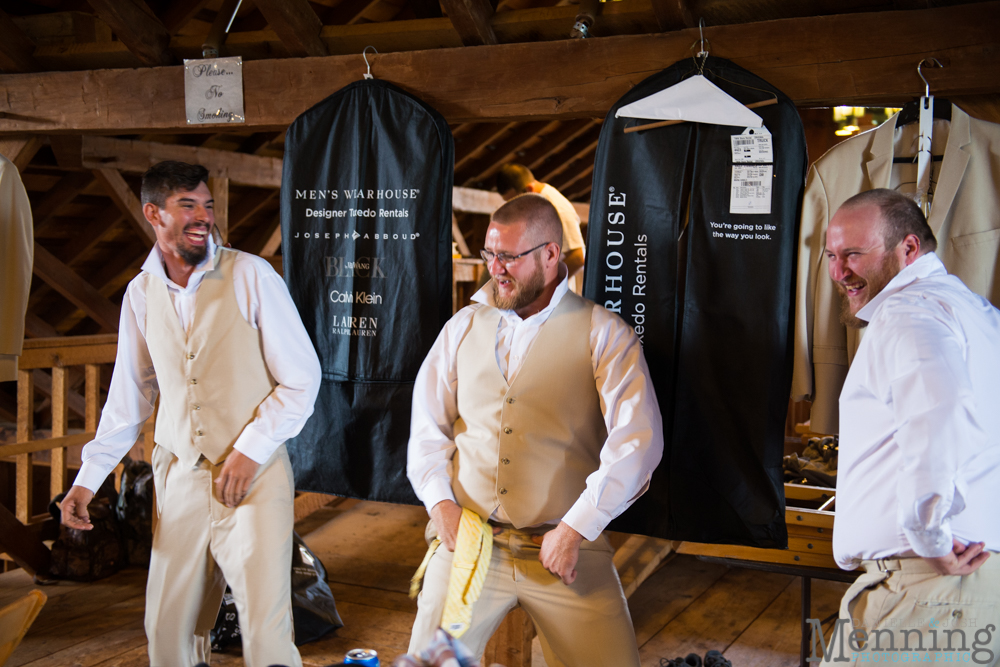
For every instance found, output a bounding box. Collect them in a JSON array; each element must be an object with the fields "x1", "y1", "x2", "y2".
[
  {"x1": 145, "y1": 444, "x2": 301, "y2": 667},
  {"x1": 409, "y1": 524, "x2": 640, "y2": 667},
  {"x1": 821, "y1": 556, "x2": 1000, "y2": 666}
]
